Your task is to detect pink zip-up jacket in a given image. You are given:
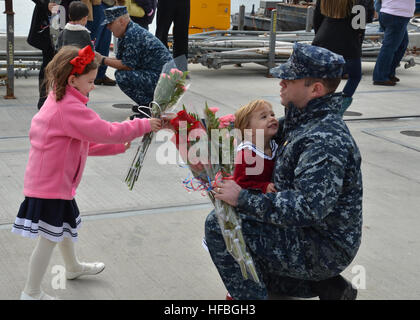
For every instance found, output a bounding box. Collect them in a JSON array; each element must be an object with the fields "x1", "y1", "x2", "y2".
[{"x1": 23, "y1": 85, "x2": 151, "y2": 200}]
